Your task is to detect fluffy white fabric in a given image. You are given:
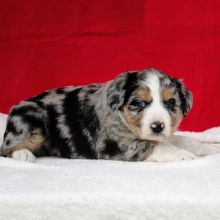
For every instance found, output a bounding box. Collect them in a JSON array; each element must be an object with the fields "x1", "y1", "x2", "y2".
[{"x1": 0, "y1": 113, "x2": 220, "y2": 220}]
